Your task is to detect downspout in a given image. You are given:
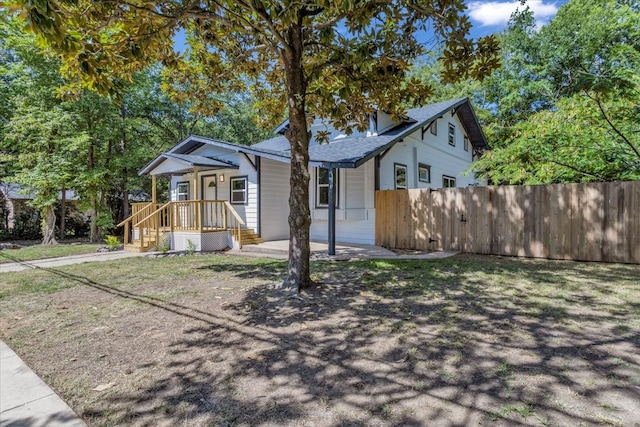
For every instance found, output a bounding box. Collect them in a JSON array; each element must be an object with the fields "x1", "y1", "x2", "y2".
[{"x1": 256, "y1": 156, "x2": 261, "y2": 237}]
